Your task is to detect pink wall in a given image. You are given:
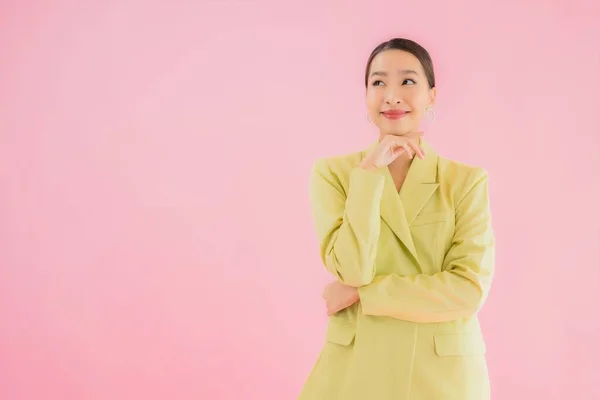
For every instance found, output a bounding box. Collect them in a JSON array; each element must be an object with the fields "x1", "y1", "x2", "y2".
[{"x1": 1, "y1": 1, "x2": 599, "y2": 399}]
